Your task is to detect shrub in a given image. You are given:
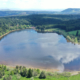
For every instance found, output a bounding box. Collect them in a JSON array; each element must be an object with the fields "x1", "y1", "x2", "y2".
[
  {"x1": 61, "y1": 72, "x2": 71, "y2": 77},
  {"x1": 3, "y1": 77, "x2": 7, "y2": 80},
  {"x1": 14, "y1": 69, "x2": 19, "y2": 74},
  {"x1": 16, "y1": 66, "x2": 19, "y2": 69},
  {"x1": 0, "y1": 71, "x2": 4, "y2": 78},
  {"x1": 0, "y1": 72, "x2": 3, "y2": 78},
  {"x1": 7, "y1": 75, "x2": 12, "y2": 80},
  {"x1": 36, "y1": 69, "x2": 40, "y2": 74},
  {"x1": 32, "y1": 70, "x2": 38, "y2": 77},
  {"x1": 7, "y1": 68, "x2": 9, "y2": 71},
  {"x1": 47, "y1": 72, "x2": 53, "y2": 76},
  {"x1": 3, "y1": 76, "x2": 12, "y2": 80},
  {"x1": 27, "y1": 69, "x2": 32, "y2": 78},
  {"x1": 16, "y1": 74, "x2": 21, "y2": 80},
  {"x1": 10, "y1": 71, "x2": 14, "y2": 75},
  {"x1": 31, "y1": 77, "x2": 34, "y2": 80},
  {"x1": 3, "y1": 66, "x2": 6, "y2": 70},
  {"x1": 19, "y1": 66, "x2": 22, "y2": 70},
  {"x1": 39, "y1": 71, "x2": 46, "y2": 79},
  {"x1": 20, "y1": 69, "x2": 27, "y2": 77}
]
